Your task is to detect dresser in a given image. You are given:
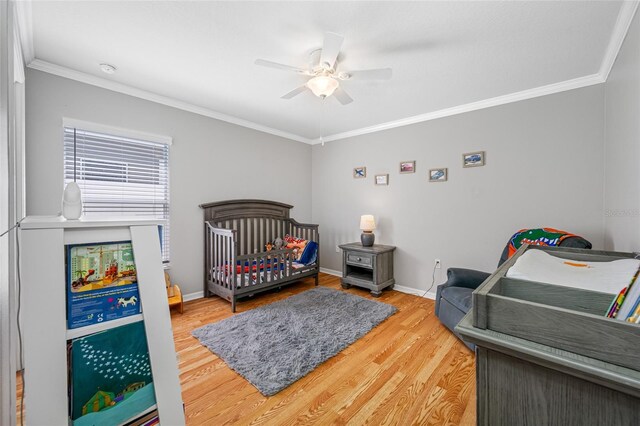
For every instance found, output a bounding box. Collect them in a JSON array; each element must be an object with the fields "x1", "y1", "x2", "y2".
[
  {"x1": 456, "y1": 245, "x2": 640, "y2": 425},
  {"x1": 339, "y1": 243, "x2": 395, "y2": 297}
]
